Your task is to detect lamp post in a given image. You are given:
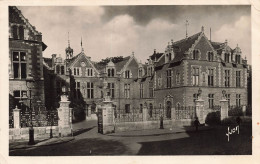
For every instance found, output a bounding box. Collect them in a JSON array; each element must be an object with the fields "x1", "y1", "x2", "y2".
[{"x1": 26, "y1": 78, "x2": 35, "y2": 145}]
